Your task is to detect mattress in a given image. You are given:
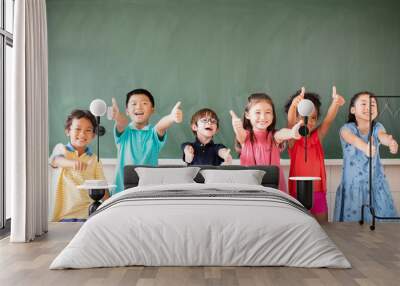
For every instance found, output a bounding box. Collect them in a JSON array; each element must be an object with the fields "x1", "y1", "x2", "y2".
[{"x1": 50, "y1": 183, "x2": 351, "y2": 269}]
